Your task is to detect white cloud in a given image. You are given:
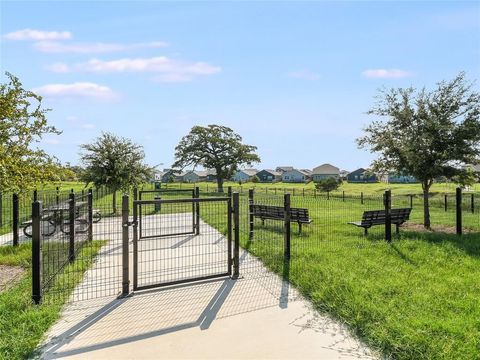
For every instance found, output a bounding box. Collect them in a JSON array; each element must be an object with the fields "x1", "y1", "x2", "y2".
[
  {"x1": 33, "y1": 82, "x2": 117, "y2": 100},
  {"x1": 361, "y1": 69, "x2": 413, "y2": 79},
  {"x1": 288, "y1": 69, "x2": 320, "y2": 81},
  {"x1": 46, "y1": 56, "x2": 222, "y2": 82},
  {"x1": 3, "y1": 28, "x2": 72, "y2": 41},
  {"x1": 33, "y1": 40, "x2": 168, "y2": 54}
]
